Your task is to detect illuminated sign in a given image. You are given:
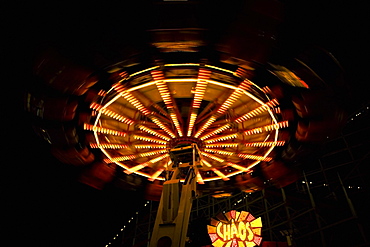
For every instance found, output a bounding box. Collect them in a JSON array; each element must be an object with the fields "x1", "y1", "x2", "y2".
[{"x1": 208, "y1": 210, "x2": 262, "y2": 247}]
